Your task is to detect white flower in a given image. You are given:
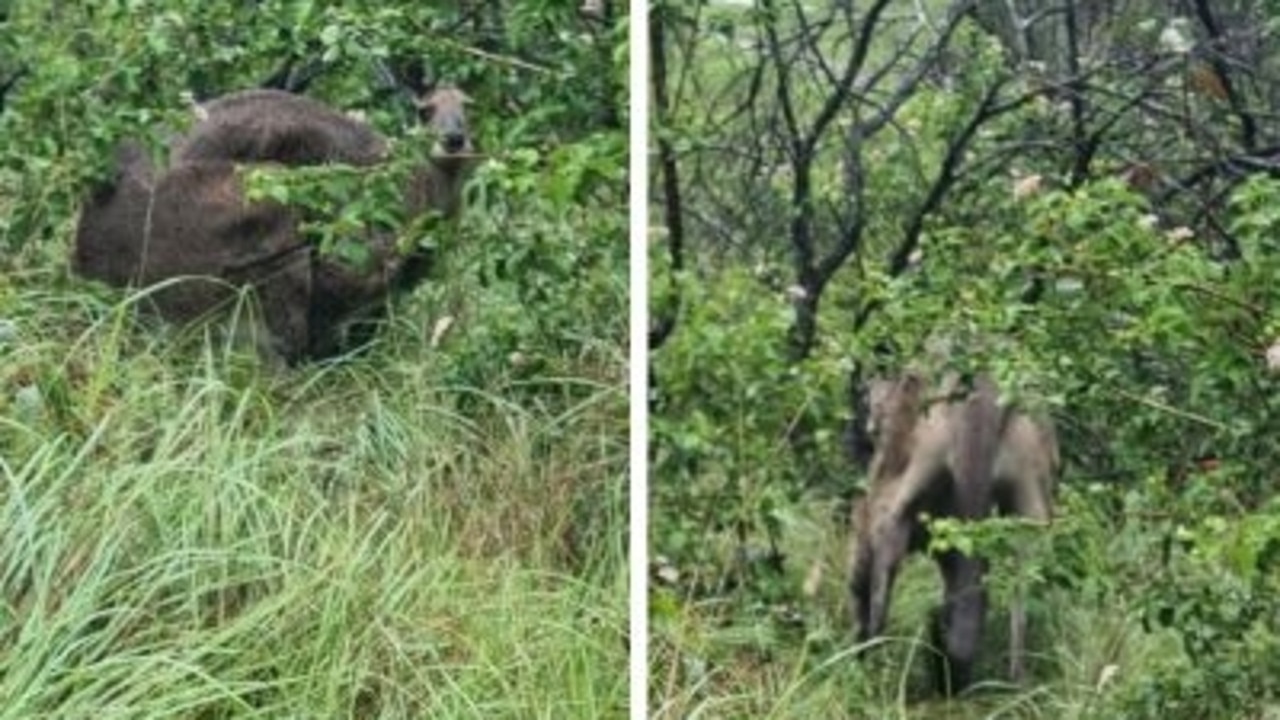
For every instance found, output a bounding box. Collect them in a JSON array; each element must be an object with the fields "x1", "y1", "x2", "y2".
[
  {"x1": 1266, "y1": 341, "x2": 1280, "y2": 374},
  {"x1": 14, "y1": 385, "x2": 43, "y2": 420},
  {"x1": 429, "y1": 315, "x2": 454, "y2": 348},
  {"x1": 1160, "y1": 20, "x2": 1194, "y2": 54},
  {"x1": 802, "y1": 561, "x2": 824, "y2": 597},
  {"x1": 1013, "y1": 174, "x2": 1043, "y2": 200},
  {"x1": 1096, "y1": 664, "x2": 1120, "y2": 691}
]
